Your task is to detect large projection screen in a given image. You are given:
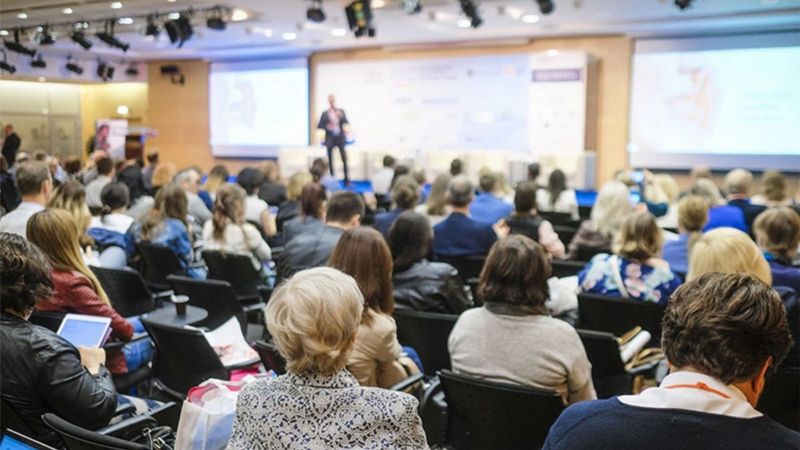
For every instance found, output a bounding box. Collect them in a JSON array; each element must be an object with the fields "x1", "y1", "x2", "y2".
[{"x1": 628, "y1": 32, "x2": 800, "y2": 172}]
